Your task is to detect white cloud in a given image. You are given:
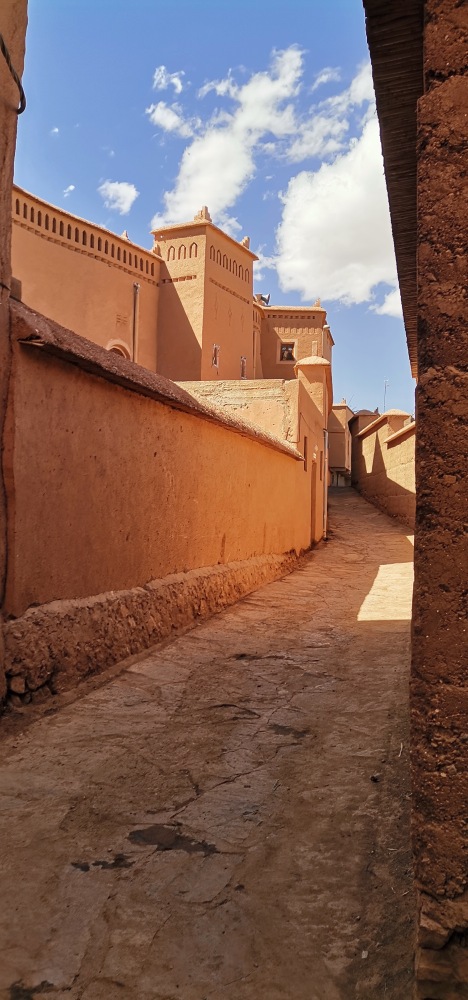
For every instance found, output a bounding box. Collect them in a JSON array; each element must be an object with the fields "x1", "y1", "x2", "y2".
[
  {"x1": 253, "y1": 249, "x2": 277, "y2": 284},
  {"x1": 151, "y1": 46, "x2": 304, "y2": 230},
  {"x1": 320, "y1": 61, "x2": 374, "y2": 116},
  {"x1": 50, "y1": 127, "x2": 59, "y2": 135},
  {"x1": 198, "y1": 73, "x2": 237, "y2": 99},
  {"x1": 146, "y1": 101, "x2": 195, "y2": 138},
  {"x1": 276, "y1": 115, "x2": 399, "y2": 310},
  {"x1": 97, "y1": 180, "x2": 139, "y2": 215},
  {"x1": 63, "y1": 184, "x2": 75, "y2": 198},
  {"x1": 153, "y1": 65, "x2": 185, "y2": 95},
  {"x1": 287, "y1": 114, "x2": 348, "y2": 162},
  {"x1": 372, "y1": 288, "x2": 403, "y2": 318},
  {"x1": 310, "y1": 66, "x2": 341, "y2": 93}
]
